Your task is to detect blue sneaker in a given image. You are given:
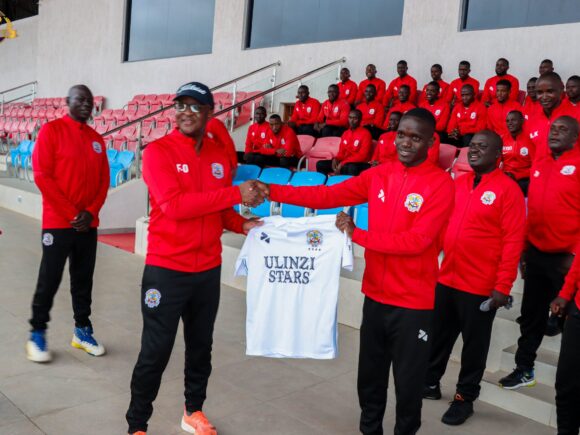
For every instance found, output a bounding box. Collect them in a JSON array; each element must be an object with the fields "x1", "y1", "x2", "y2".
[
  {"x1": 71, "y1": 326, "x2": 105, "y2": 356},
  {"x1": 26, "y1": 330, "x2": 52, "y2": 363}
]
